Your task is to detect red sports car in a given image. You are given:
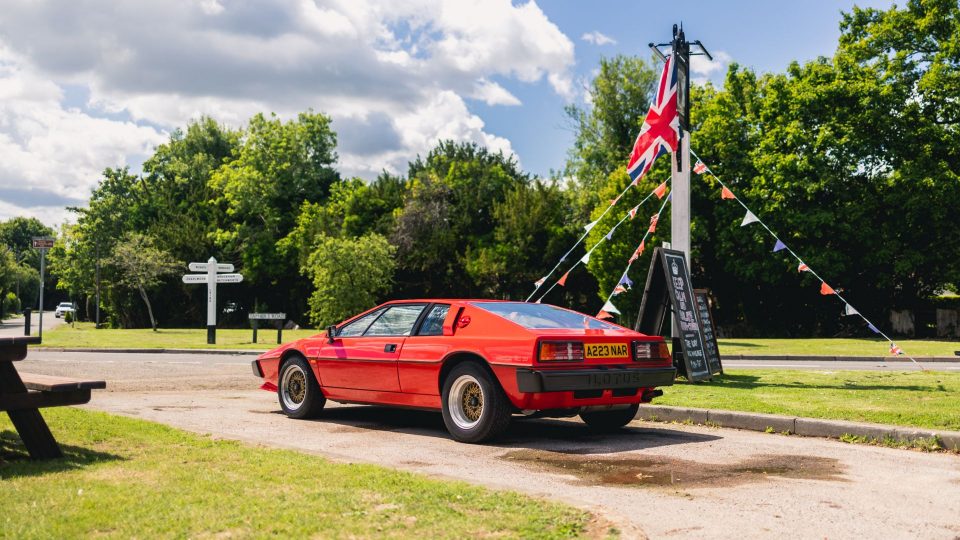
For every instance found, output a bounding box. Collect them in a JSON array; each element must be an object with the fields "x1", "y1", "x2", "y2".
[{"x1": 252, "y1": 300, "x2": 675, "y2": 442}]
